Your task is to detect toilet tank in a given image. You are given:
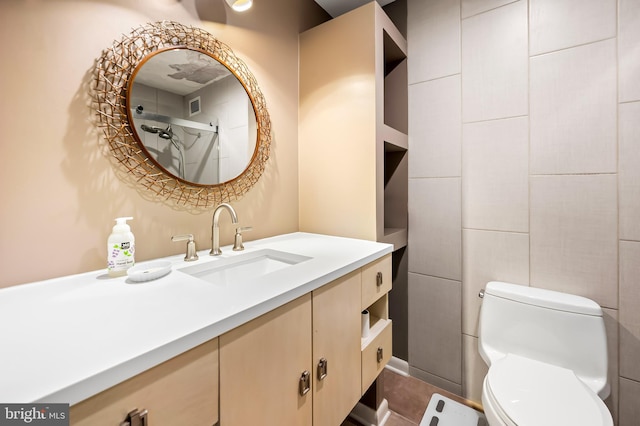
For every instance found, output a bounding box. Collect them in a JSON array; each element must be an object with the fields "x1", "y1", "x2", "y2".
[{"x1": 478, "y1": 281, "x2": 609, "y2": 398}]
